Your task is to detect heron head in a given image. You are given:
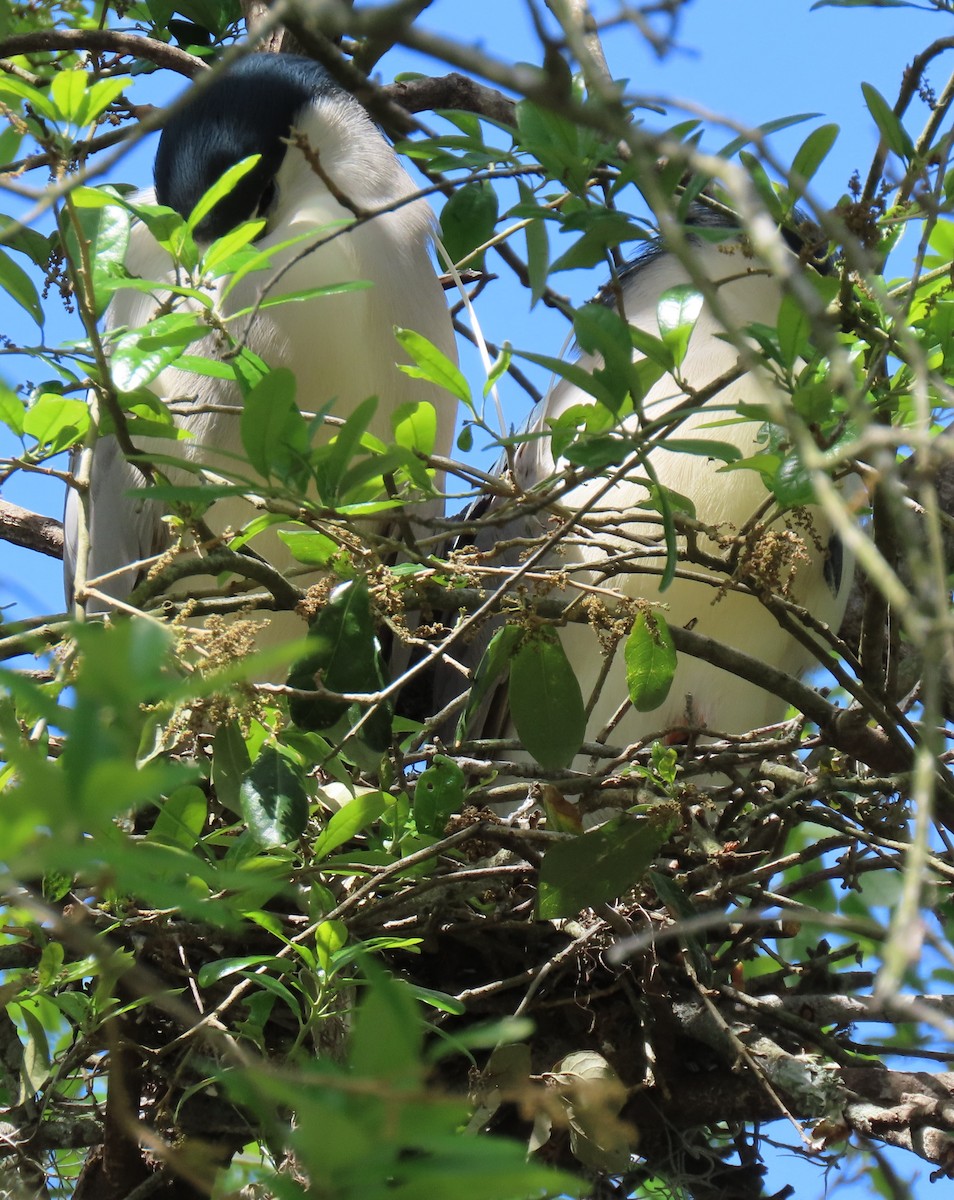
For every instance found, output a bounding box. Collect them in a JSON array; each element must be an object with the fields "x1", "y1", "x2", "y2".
[{"x1": 153, "y1": 54, "x2": 342, "y2": 242}]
